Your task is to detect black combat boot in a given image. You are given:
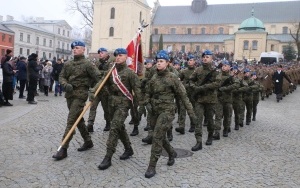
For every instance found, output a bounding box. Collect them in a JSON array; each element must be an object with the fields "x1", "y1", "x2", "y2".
[
  {"x1": 167, "y1": 151, "x2": 177, "y2": 166},
  {"x1": 175, "y1": 127, "x2": 185, "y2": 135},
  {"x1": 144, "y1": 124, "x2": 150, "y2": 131},
  {"x1": 145, "y1": 165, "x2": 156, "y2": 178},
  {"x1": 212, "y1": 131, "x2": 220, "y2": 140},
  {"x1": 142, "y1": 136, "x2": 153, "y2": 144},
  {"x1": 86, "y1": 122, "x2": 94, "y2": 133},
  {"x1": 223, "y1": 129, "x2": 228, "y2": 137},
  {"x1": 188, "y1": 126, "x2": 195, "y2": 133},
  {"x1": 98, "y1": 156, "x2": 112, "y2": 170},
  {"x1": 246, "y1": 121, "x2": 251, "y2": 125},
  {"x1": 228, "y1": 127, "x2": 231, "y2": 133},
  {"x1": 103, "y1": 121, "x2": 111, "y2": 131},
  {"x1": 203, "y1": 119, "x2": 208, "y2": 127},
  {"x1": 191, "y1": 142, "x2": 202, "y2": 151},
  {"x1": 77, "y1": 140, "x2": 94, "y2": 151},
  {"x1": 130, "y1": 126, "x2": 139, "y2": 136},
  {"x1": 52, "y1": 148, "x2": 68, "y2": 160},
  {"x1": 167, "y1": 128, "x2": 173, "y2": 141},
  {"x1": 252, "y1": 116, "x2": 256, "y2": 121},
  {"x1": 239, "y1": 122, "x2": 244, "y2": 127},
  {"x1": 205, "y1": 133, "x2": 213, "y2": 145},
  {"x1": 129, "y1": 119, "x2": 134, "y2": 124},
  {"x1": 234, "y1": 124, "x2": 239, "y2": 130},
  {"x1": 120, "y1": 146, "x2": 134, "y2": 160}
]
